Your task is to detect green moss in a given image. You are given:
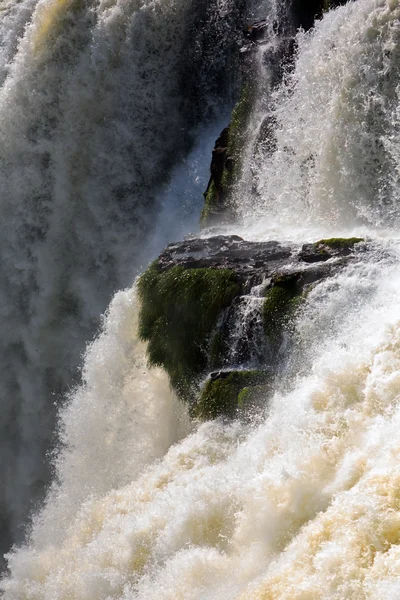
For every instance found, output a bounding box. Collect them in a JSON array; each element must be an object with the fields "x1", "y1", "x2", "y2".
[
  {"x1": 237, "y1": 386, "x2": 251, "y2": 407},
  {"x1": 263, "y1": 277, "x2": 303, "y2": 344},
  {"x1": 237, "y1": 384, "x2": 267, "y2": 409},
  {"x1": 228, "y1": 85, "x2": 252, "y2": 158},
  {"x1": 200, "y1": 180, "x2": 218, "y2": 226},
  {"x1": 194, "y1": 370, "x2": 266, "y2": 420},
  {"x1": 314, "y1": 237, "x2": 364, "y2": 249},
  {"x1": 138, "y1": 263, "x2": 242, "y2": 400},
  {"x1": 223, "y1": 84, "x2": 252, "y2": 190},
  {"x1": 201, "y1": 85, "x2": 252, "y2": 228}
]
